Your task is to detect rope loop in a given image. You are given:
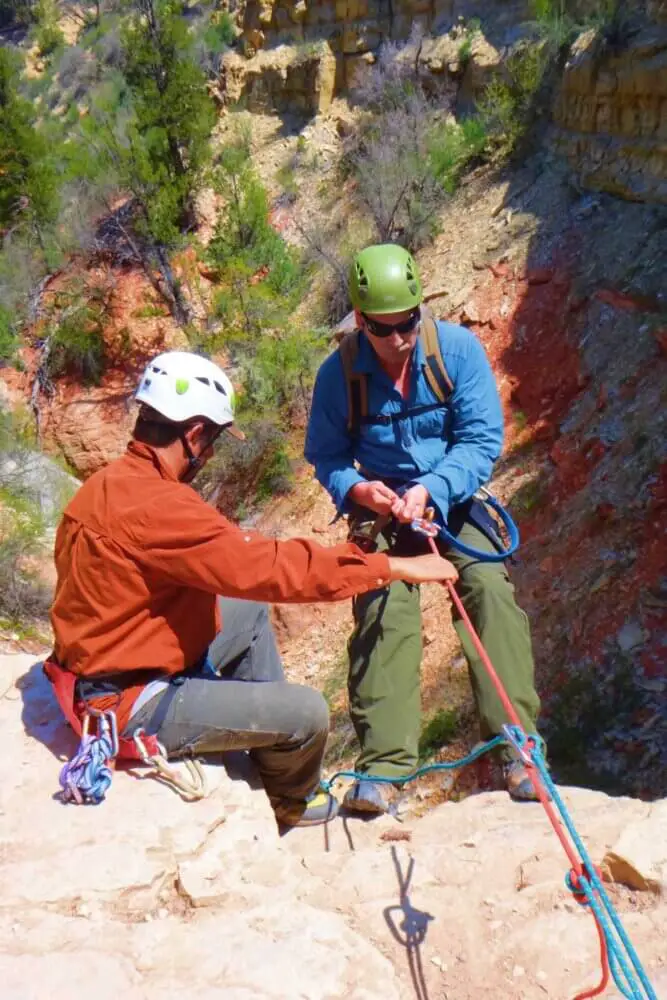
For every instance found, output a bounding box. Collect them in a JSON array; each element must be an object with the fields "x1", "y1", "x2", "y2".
[
  {"x1": 59, "y1": 710, "x2": 119, "y2": 805},
  {"x1": 132, "y1": 730, "x2": 207, "y2": 802}
]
